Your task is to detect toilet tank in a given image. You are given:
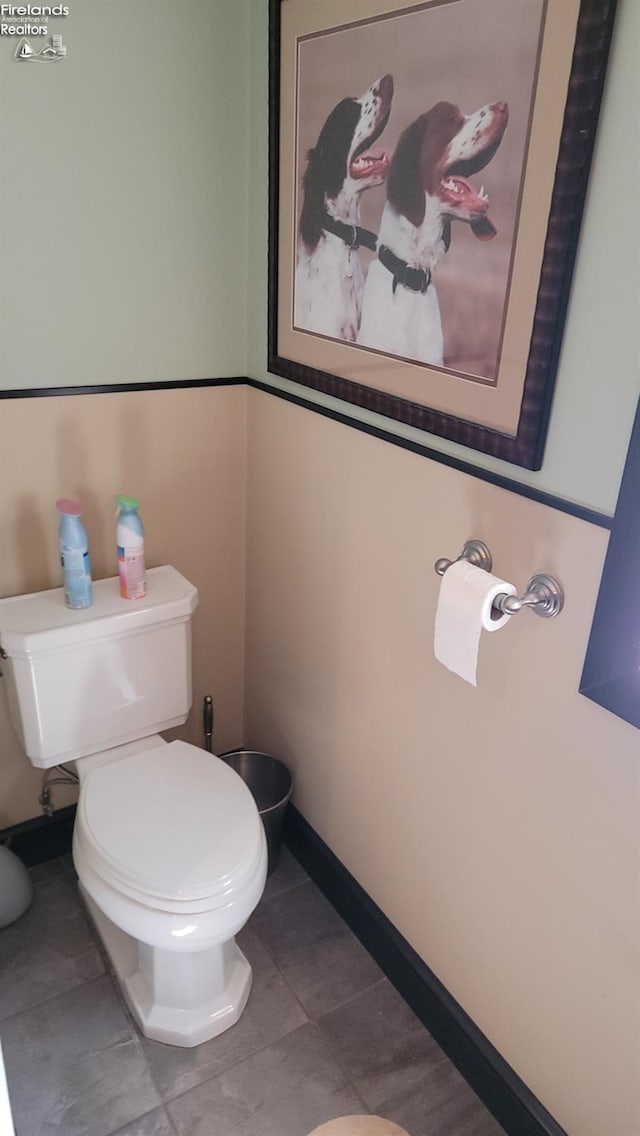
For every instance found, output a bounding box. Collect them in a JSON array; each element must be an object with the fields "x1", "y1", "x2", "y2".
[{"x1": 0, "y1": 566, "x2": 198, "y2": 768}]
